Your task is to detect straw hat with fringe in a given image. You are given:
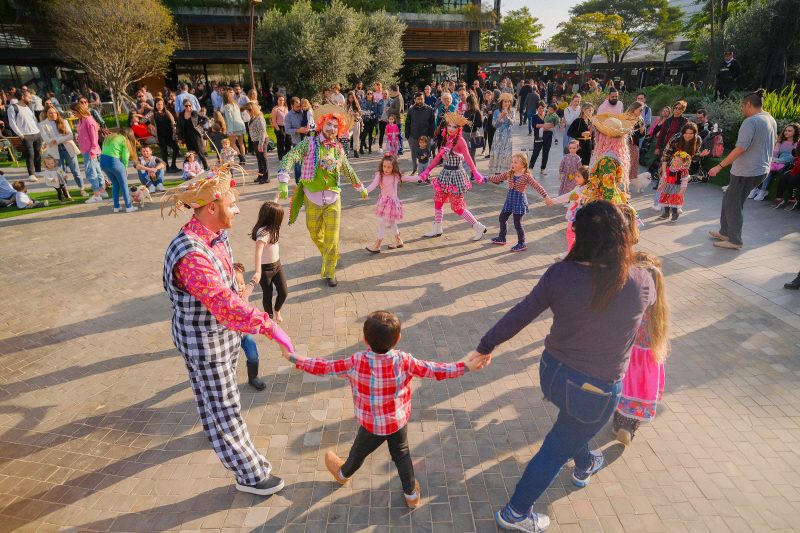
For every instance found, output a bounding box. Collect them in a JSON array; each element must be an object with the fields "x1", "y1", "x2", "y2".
[
  {"x1": 161, "y1": 163, "x2": 242, "y2": 218},
  {"x1": 313, "y1": 103, "x2": 352, "y2": 130},
  {"x1": 589, "y1": 113, "x2": 637, "y2": 138},
  {"x1": 443, "y1": 112, "x2": 471, "y2": 127}
]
